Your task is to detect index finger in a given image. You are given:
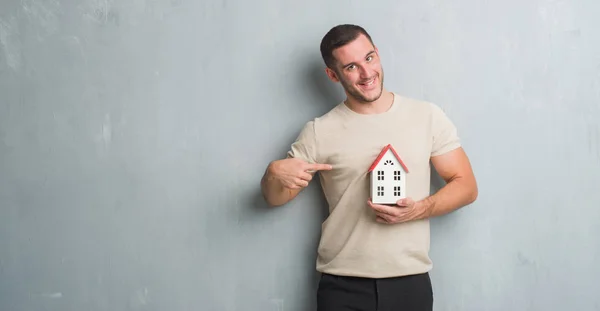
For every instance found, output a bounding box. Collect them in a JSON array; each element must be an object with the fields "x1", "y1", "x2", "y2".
[{"x1": 305, "y1": 163, "x2": 333, "y2": 172}]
